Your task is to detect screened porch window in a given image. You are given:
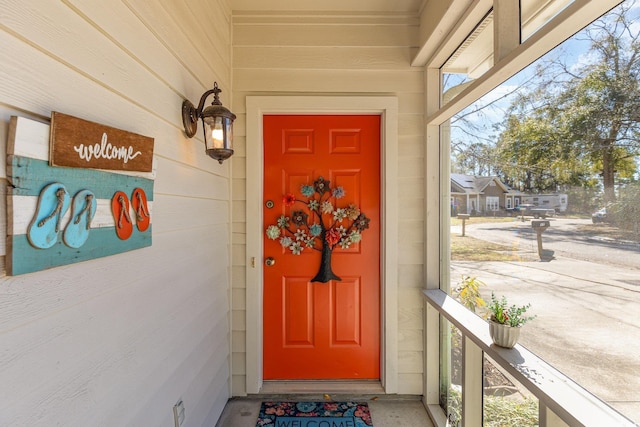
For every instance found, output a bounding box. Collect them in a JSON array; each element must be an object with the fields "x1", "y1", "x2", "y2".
[{"x1": 436, "y1": 0, "x2": 640, "y2": 425}]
